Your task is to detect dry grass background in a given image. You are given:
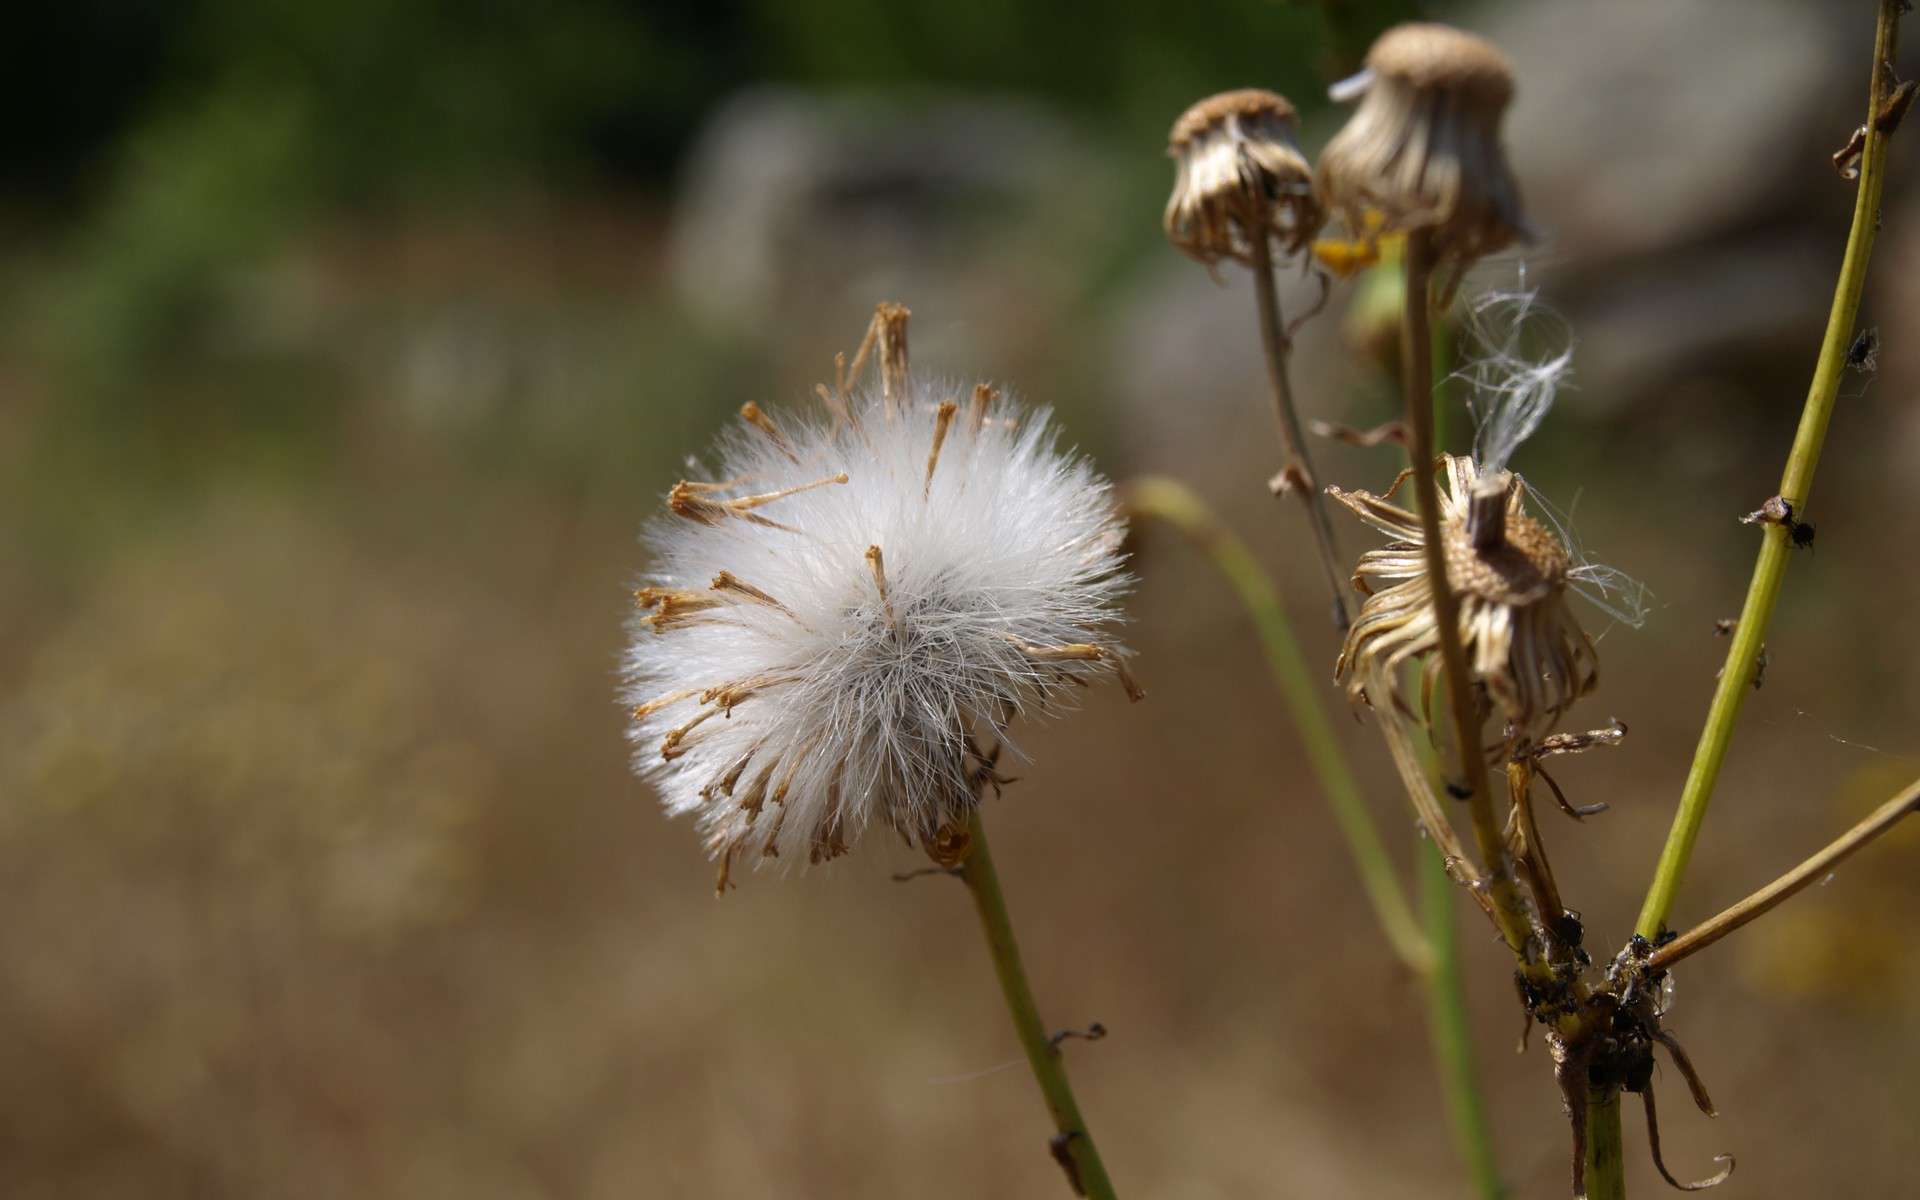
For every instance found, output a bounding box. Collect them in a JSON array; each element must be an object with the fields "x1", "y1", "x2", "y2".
[{"x1": 5, "y1": 4, "x2": 1920, "y2": 1196}]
